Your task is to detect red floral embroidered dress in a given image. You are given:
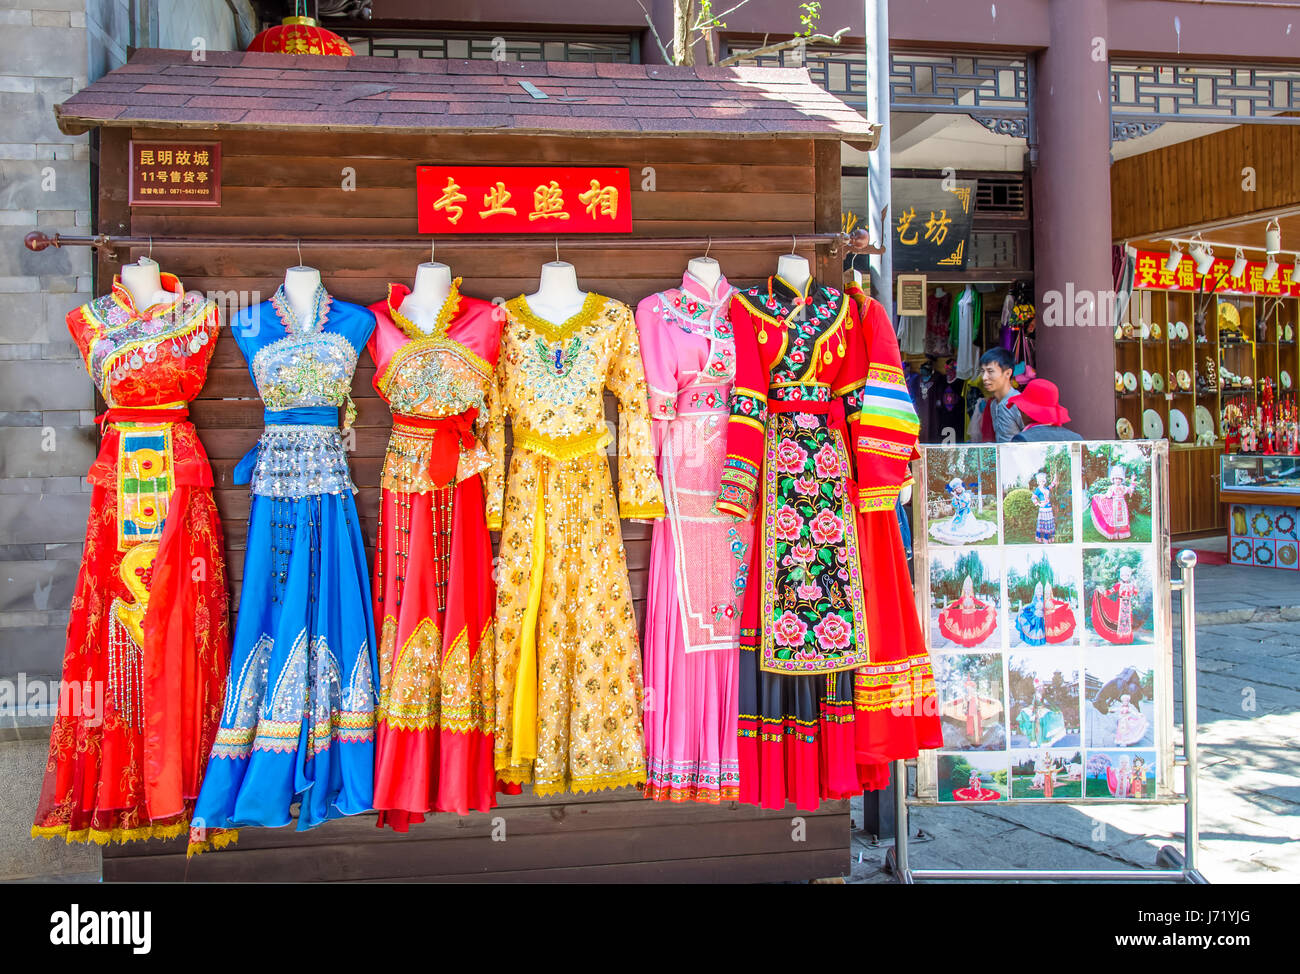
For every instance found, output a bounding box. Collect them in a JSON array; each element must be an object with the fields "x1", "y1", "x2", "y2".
[
  {"x1": 367, "y1": 280, "x2": 504, "y2": 825},
  {"x1": 716, "y1": 276, "x2": 938, "y2": 809},
  {"x1": 33, "y1": 272, "x2": 231, "y2": 844},
  {"x1": 844, "y1": 284, "x2": 942, "y2": 788}
]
